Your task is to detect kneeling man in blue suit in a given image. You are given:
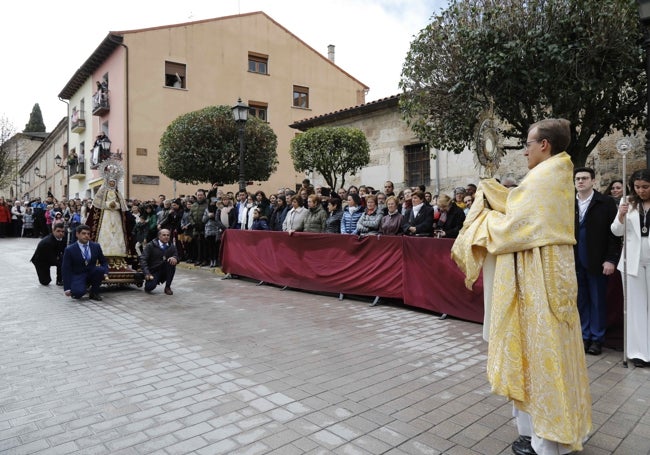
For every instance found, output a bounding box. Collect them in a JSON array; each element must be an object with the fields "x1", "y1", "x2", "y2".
[{"x1": 62, "y1": 224, "x2": 109, "y2": 301}]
